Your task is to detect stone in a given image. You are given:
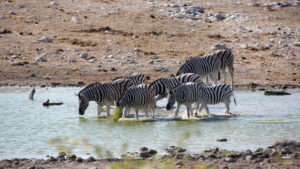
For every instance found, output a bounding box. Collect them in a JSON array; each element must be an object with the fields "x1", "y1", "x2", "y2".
[
  {"x1": 67, "y1": 154, "x2": 76, "y2": 161},
  {"x1": 35, "y1": 54, "x2": 47, "y2": 62},
  {"x1": 186, "y1": 6, "x2": 204, "y2": 14},
  {"x1": 56, "y1": 154, "x2": 65, "y2": 161},
  {"x1": 281, "y1": 147, "x2": 292, "y2": 154},
  {"x1": 175, "y1": 161, "x2": 184, "y2": 167},
  {"x1": 39, "y1": 37, "x2": 53, "y2": 43},
  {"x1": 71, "y1": 17, "x2": 80, "y2": 24},
  {"x1": 50, "y1": 1, "x2": 59, "y2": 6},
  {"x1": 79, "y1": 52, "x2": 90, "y2": 59},
  {"x1": 76, "y1": 157, "x2": 83, "y2": 162},
  {"x1": 8, "y1": 11, "x2": 16, "y2": 15},
  {"x1": 110, "y1": 67, "x2": 117, "y2": 71},
  {"x1": 294, "y1": 41, "x2": 300, "y2": 47},
  {"x1": 217, "y1": 138, "x2": 228, "y2": 142},
  {"x1": 169, "y1": 4, "x2": 181, "y2": 8},
  {"x1": 211, "y1": 43, "x2": 228, "y2": 50},
  {"x1": 68, "y1": 58, "x2": 76, "y2": 63},
  {"x1": 224, "y1": 157, "x2": 236, "y2": 162},
  {"x1": 150, "y1": 55, "x2": 160, "y2": 59},
  {"x1": 139, "y1": 147, "x2": 148, "y2": 152},
  {"x1": 149, "y1": 149, "x2": 158, "y2": 155},
  {"x1": 86, "y1": 156, "x2": 96, "y2": 162},
  {"x1": 154, "y1": 67, "x2": 168, "y2": 72},
  {"x1": 140, "y1": 151, "x2": 150, "y2": 158}
]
